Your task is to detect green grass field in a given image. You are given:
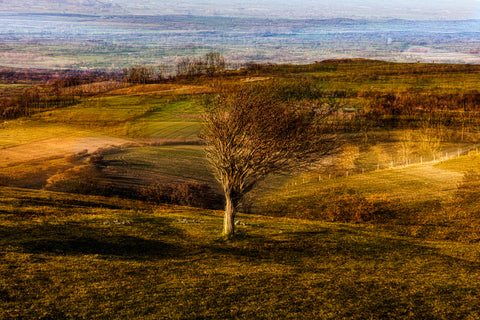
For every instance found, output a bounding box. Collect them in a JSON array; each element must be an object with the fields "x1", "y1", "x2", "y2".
[
  {"x1": 26, "y1": 95, "x2": 203, "y2": 141},
  {"x1": 0, "y1": 121, "x2": 96, "y2": 149},
  {"x1": 278, "y1": 61, "x2": 480, "y2": 94}
]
